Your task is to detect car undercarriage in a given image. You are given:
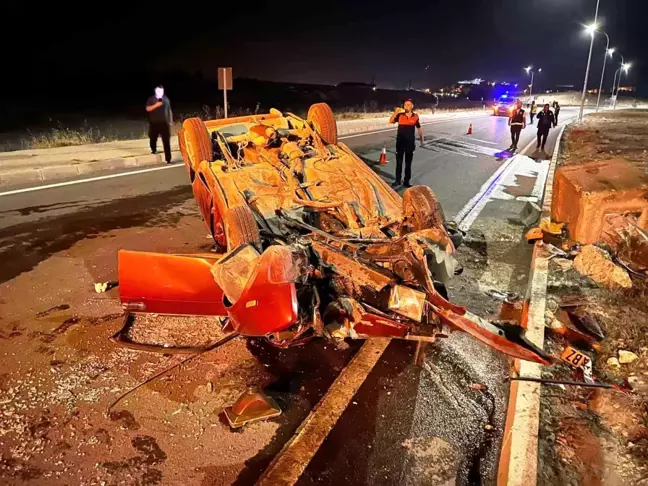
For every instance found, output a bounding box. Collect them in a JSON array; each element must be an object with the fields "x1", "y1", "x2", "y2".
[{"x1": 116, "y1": 103, "x2": 551, "y2": 365}]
